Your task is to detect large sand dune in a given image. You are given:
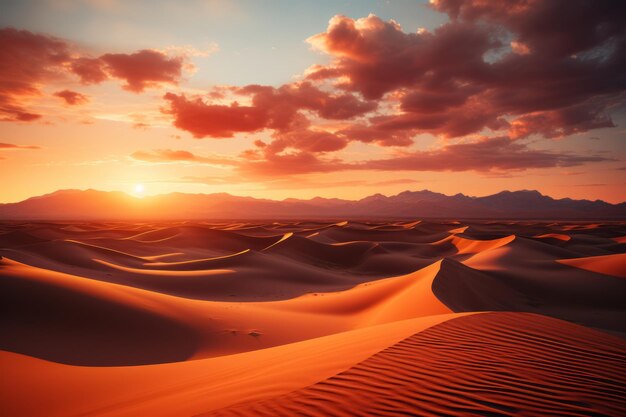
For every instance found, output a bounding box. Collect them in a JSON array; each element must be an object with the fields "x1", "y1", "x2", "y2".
[
  {"x1": 1, "y1": 220, "x2": 625, "y2": 416},
  {"x1": 207, "y1": 312, "x2": 626, "y2": 417}
]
